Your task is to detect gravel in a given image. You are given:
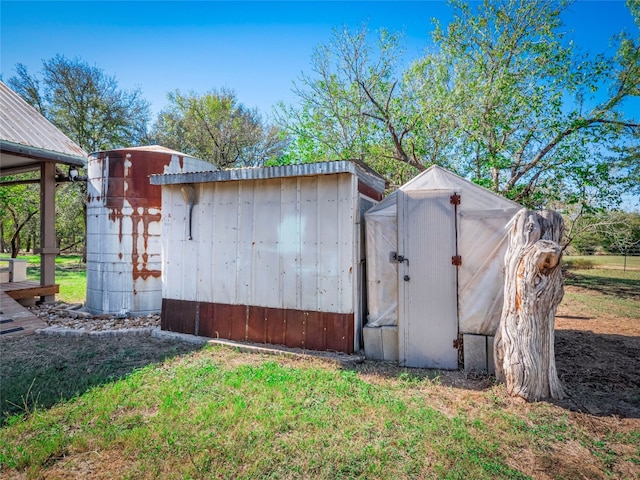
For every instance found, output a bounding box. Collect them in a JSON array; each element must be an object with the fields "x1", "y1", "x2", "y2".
[{"x1": 28, "y1": 301, "x2": 161, "y2": 331}]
